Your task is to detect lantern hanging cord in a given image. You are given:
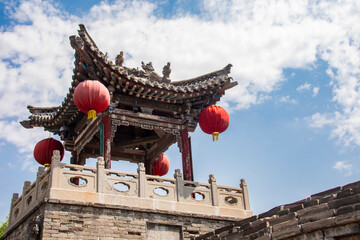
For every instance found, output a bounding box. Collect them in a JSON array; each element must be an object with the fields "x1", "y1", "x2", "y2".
[
  {"x1": 88, "y1": 110, "x2": 97, "y2": 119},
  {"x1": 212, "y1": 132, "x2": 219, "y2": 141}
]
